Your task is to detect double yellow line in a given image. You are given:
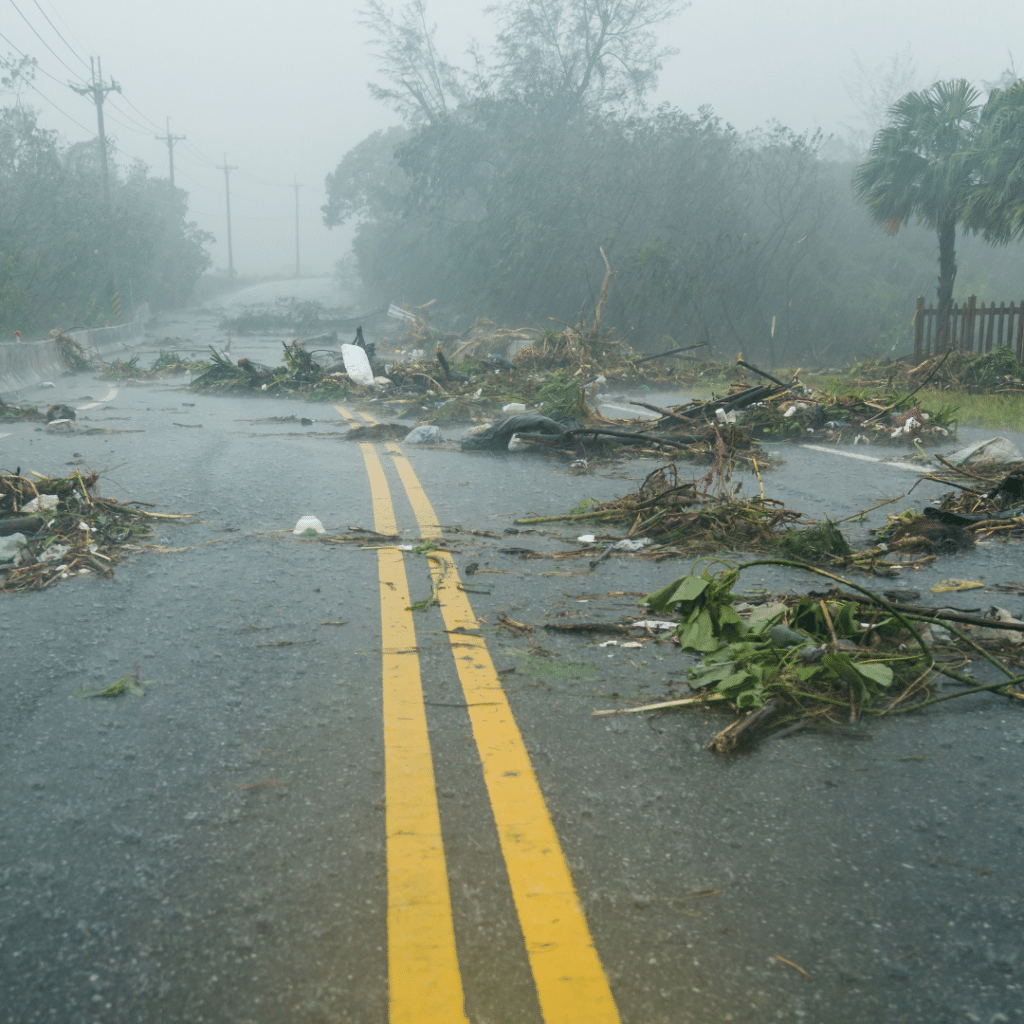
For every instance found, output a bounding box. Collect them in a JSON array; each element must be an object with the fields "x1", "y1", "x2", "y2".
[{"x1": 341, "y1": 408, "x2": 619, "y2": 1022}]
